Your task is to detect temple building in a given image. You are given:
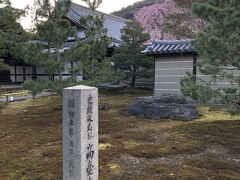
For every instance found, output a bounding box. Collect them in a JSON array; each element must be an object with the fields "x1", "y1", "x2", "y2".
[{"x1": 0, "y1": 2, "x2": 127, "y2": 84}]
